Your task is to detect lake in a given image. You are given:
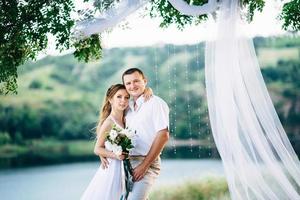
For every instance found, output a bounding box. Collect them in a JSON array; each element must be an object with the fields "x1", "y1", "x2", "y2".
[{"x1": 0, "y1": 159, "x2": 224, "y2": 200}]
